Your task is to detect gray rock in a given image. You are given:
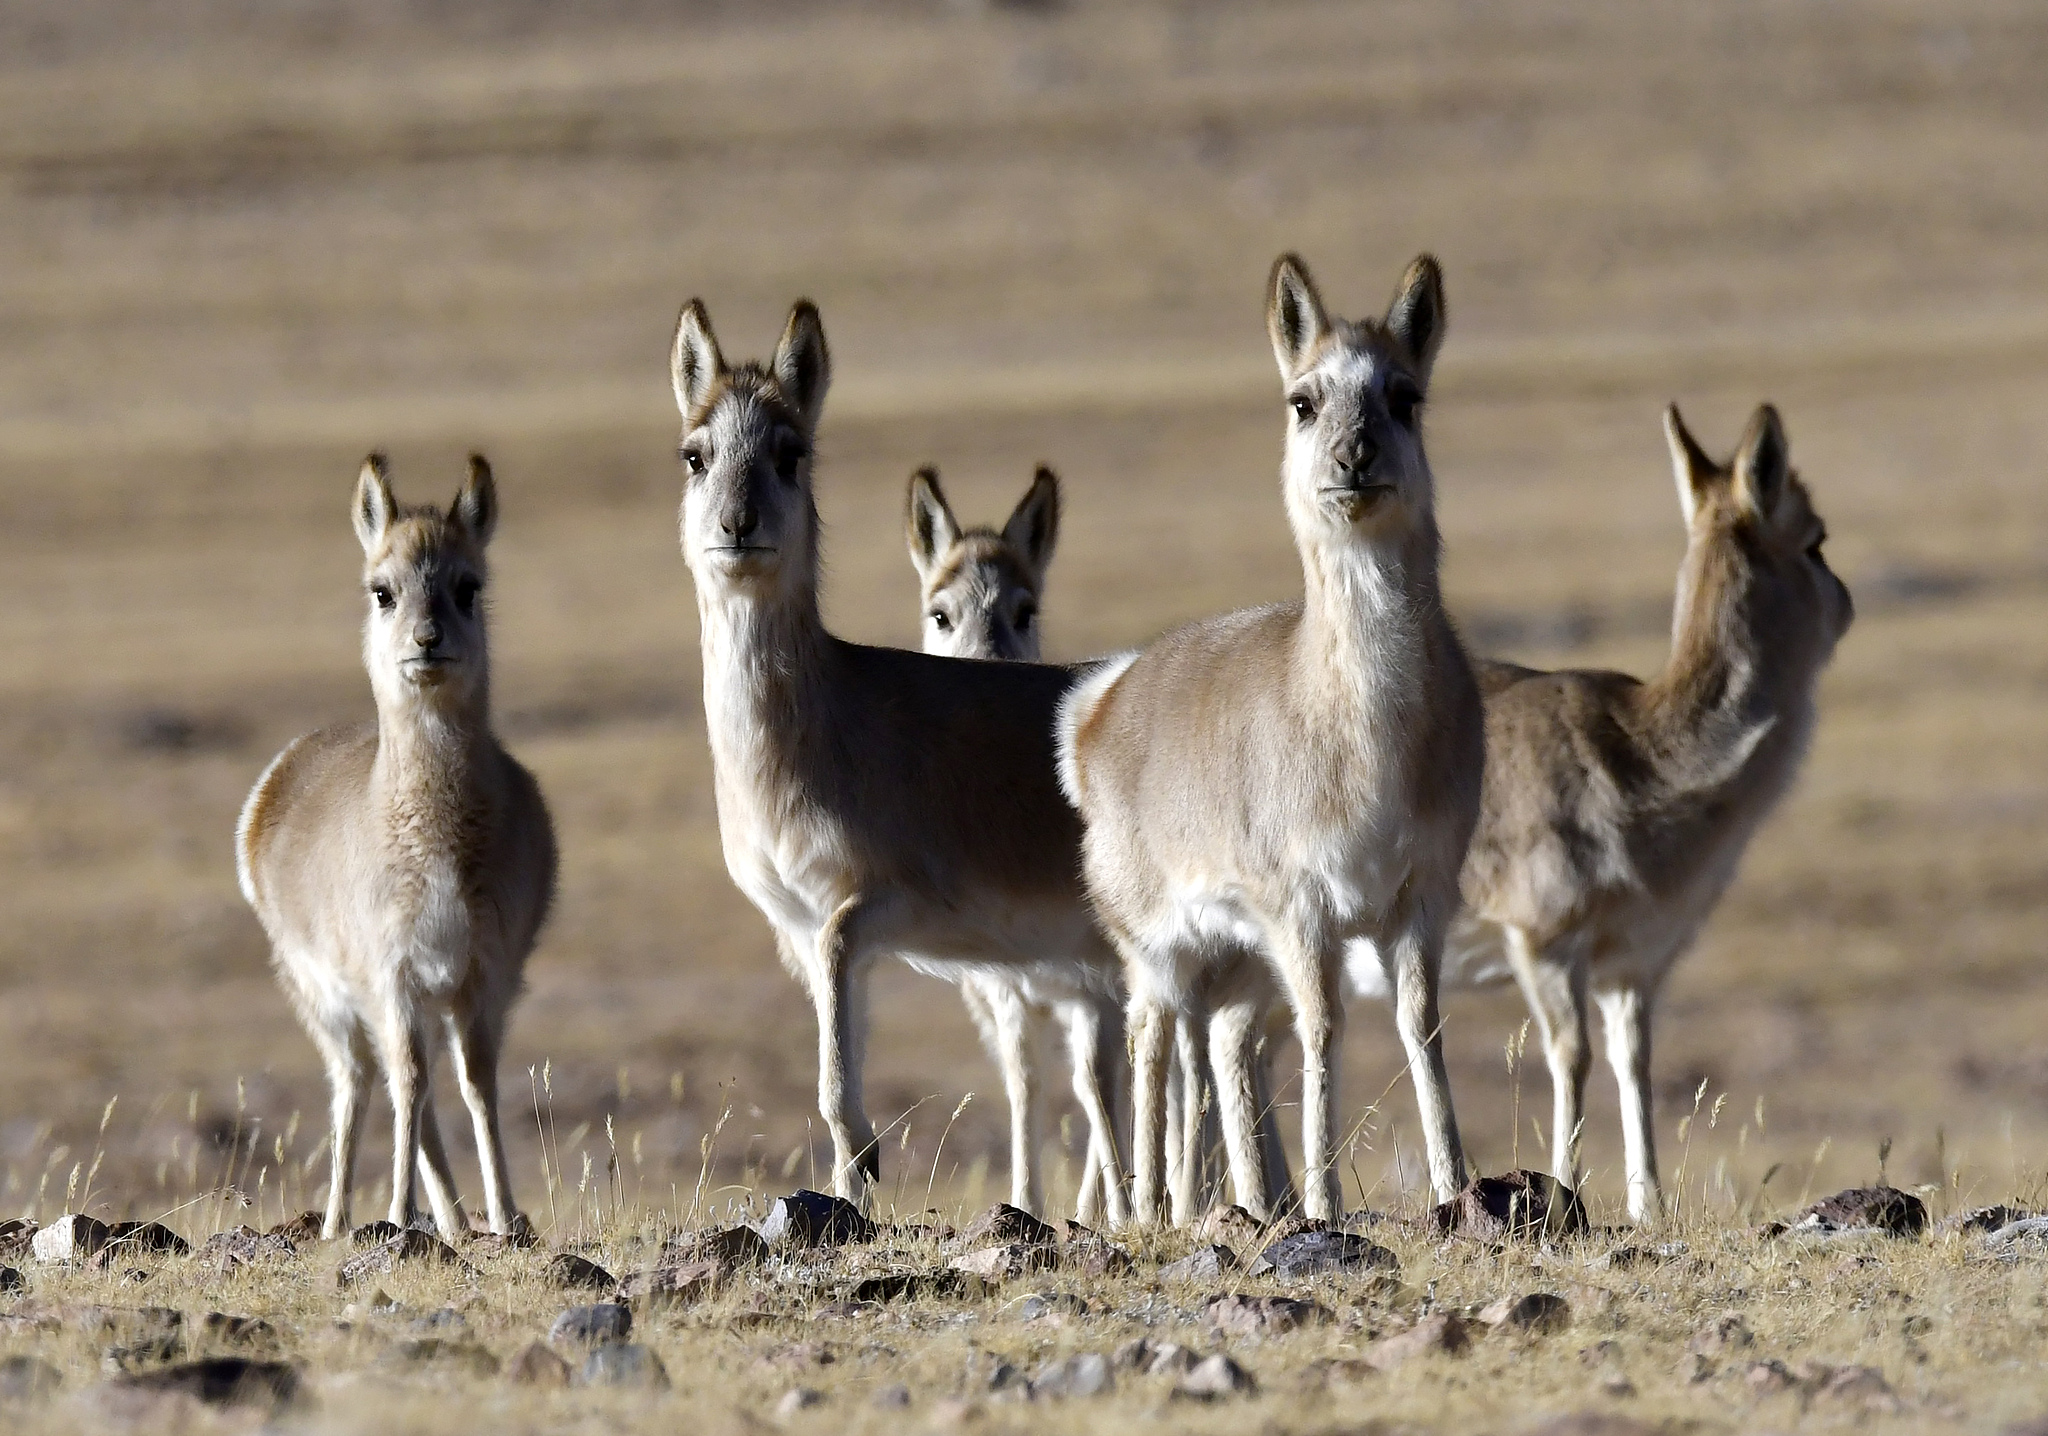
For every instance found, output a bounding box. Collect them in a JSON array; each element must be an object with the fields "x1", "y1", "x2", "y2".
[
  {"x1": 31, "y1": 1214, "x2": 110, "y2": 1263},
  {"x1": 1004, "y1": 1290, "x2": 1089, "y2": 1322},
  {"x1": 196, "y1": 1226, "x2": 299, "y2": 1273},
  {"x1": 1113, "y1": 1337, "x2": 1196, "y2": 1374},
  {"x1": 1984, "y1": 1216, "x2": 2048, "y2": 1248},
  {"x1": 335, "y1": 1229, "x2": 467, "y2": 1286},
  {"x1": 617, "y1": 1257, "x2": 722, "y2": 1303},
  {"x1": 1159, "y1": 1244, "x2": 1238, "y2": 1282},
  {"x1": 1204, "y1": 1293, "x2": 1326, "y2": 1338},
  {"x1": 581, "y1": 1342, "x2": 670, "y2": 1389},
  {"x1": 1028, "y1": 1351, "x2": 1113, "y2": 1398},
  {"x1": 546, "y1": 1252, "x2": 618, "y2": 1291},
  {"x1": 1176, "y1": 1352, "x2": 1255, "y2": 1399},
  {"x1": 1246, "y1": 1229, "x2": 1398, "y2": 1280},
  {"x1": 949, "y1": 1242, "x2": 1056, "y2": 1280},
  {"x1": 0, "y1": 1355, "x2": 61, "y2": 1403},
  {"x1": 550, "y1": 1303, "x2": 632, "y2": 1347},
  {"x1": 756, "y1": 1190, "x2": 876, "y2": 1248}
]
